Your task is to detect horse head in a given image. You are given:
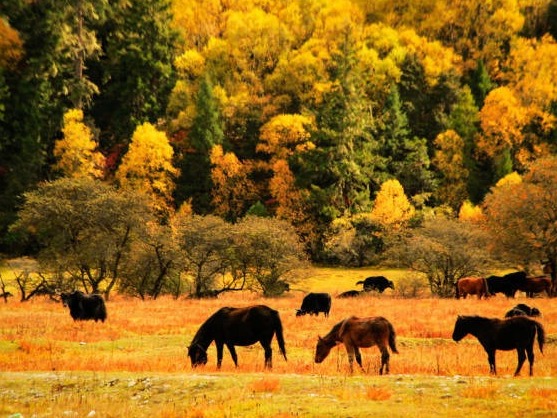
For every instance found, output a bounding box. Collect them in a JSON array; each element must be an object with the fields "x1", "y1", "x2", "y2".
[{"x1": 188, "y1": 343, "x2": 208, "y2": 367}]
